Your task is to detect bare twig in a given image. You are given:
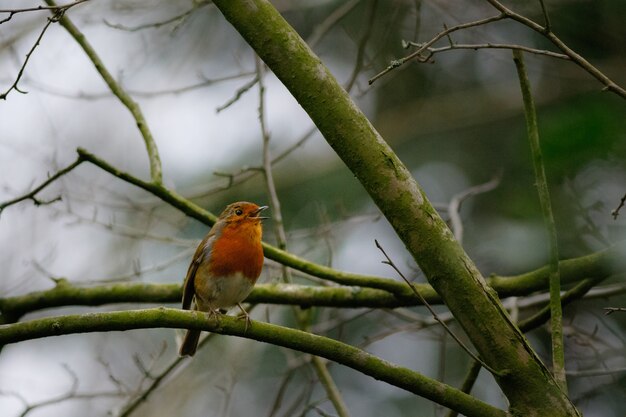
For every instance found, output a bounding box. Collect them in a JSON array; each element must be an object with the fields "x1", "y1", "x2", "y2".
[
  {"x1": 103, "y1": 1, "x2": 209, "y2": 32},
  {"x1": 344, "y1": 0, "x2": 378, "y2": 92},
  {"x1": 0, "y1": 157, "x2": 83, "y2": 215},
  {"x1": 447, "y1": 175, "x2": 501, "y2": 243},
  {"x1": 307, "y1": 0, "x2": 362, "y2": 49},
  {"x1": 603, "y1": 307, "x2": 626, "y2": 315},
  {"x1": 368, "y1": 14, "x2": 505, "y2": 84},
  {"x1": 537, "y1": 0, "x2": 552, "y2": 32},
  {"x1": 0, "y1": 13, "x2": 61, "y2": 100},
  {"x1": 612, "y1": 193, "x2": 626, "y2": 220},
  {"x1": 0, "y1": 0, "x2": 88, "y2": 24},
  {"x1": 216, "y1": 75, "x2": 259, "y2": 113},
  {"x1": 369, "y1": 0, "x2": 626, "y2": 98},
  {"x1": 566, "y1": 367, "x2": 626, "y2": 377},
  {"x1": 186, "y1": 125, "x2": 317, "y2": 200},
  {"x1": 0, "y1": 363, "x2": 122, "y2": 417},
  {"x1": 404, "y1": 40, "x2": 570, "y2": 61},
  {"x1": 374, "y1": 239, "x2": 503, "y2": 376},
  {"x1": 483, "y1": 0, "x2": 626, "y2": 98}
]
